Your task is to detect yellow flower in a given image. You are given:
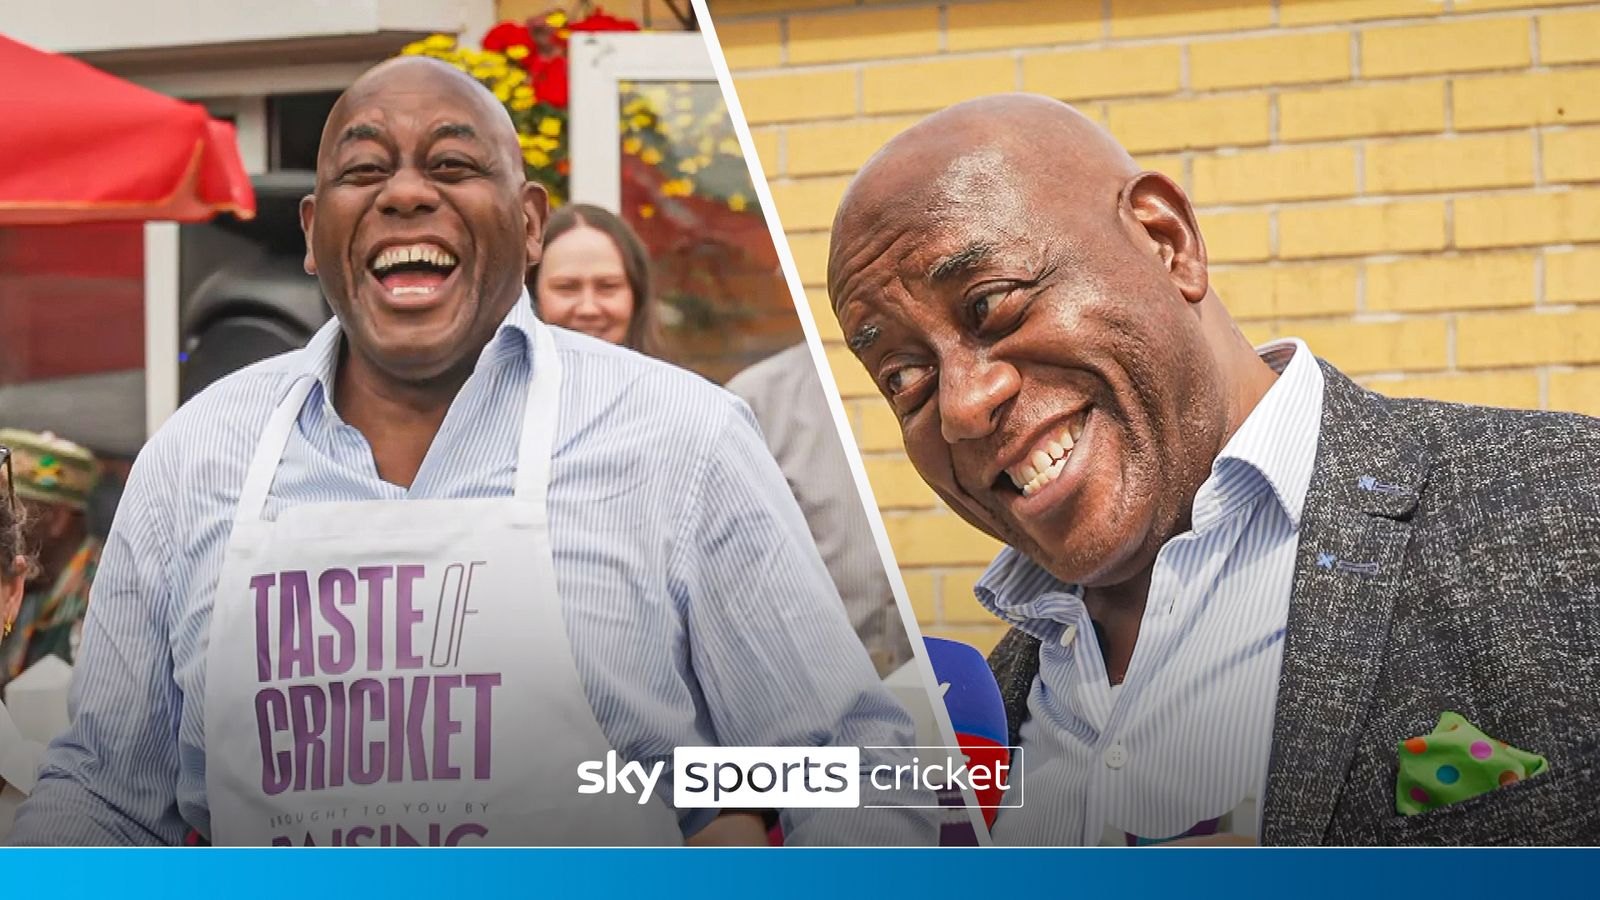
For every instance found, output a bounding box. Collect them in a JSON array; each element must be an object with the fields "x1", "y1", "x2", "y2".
[
  {"x1": 638, "y1": 203, "x2": 656, "y2": 219},
  {"x1": 400, "y1": 41, "x2": 429, "y2": 56},
  {"x1": 423, "y1": 34, "x2": 455, "y2": 50},
  {"x1": 640, "y1": 147, "x2": 663, "y2": 166},
  {"x1": 511, "y1": 96, "x2": 535, "y2": 111},
  {"x1": 622, "y1": 136, "x2": 643, "y2": 156},
  {"x1": 523, "y1": 149, "x2": 551, "y2": 168},
  {"x1": 505, "y1": 44, "x2": 530, "y2": 60},
  {"x1": 538, "y1": 117, "x2": 561, "y2": 137},
  {"x1": 718, "y1": 137, "x2": 741, "y2": 156},
  {"x1": 557, "y1": 28, "x2": 570, "y2": 41},
  {"x1": 513, "y1": 85, "x2": 533, "y2": 99},
  {"x1": 662, "y1": 178, "x2": 693, "y2": 198},
  {"x1": 546, "y1": 11, "x2": 568, "y2": 27},
  {"x1": 629, "y1": 113, "x2": 653, "y2": 130},
  {"x1": 677, "y1": 159, "x2": 699, "y2": 175},
  {"x1": 728, "y1": 193, "x2": 748, "y2": 212},
  {"x1": 530, "y1": 135, "x2": 559, "y2": 152},
  {"x1": 494, "y1": 83, "x2": 512, "y2": 102},
  {"x1": 623, "y1": 98, "x2": 650, "y2": 116}
]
